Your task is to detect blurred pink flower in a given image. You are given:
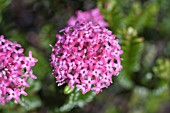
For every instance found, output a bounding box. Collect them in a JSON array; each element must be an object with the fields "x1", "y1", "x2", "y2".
[
  {"x1": 51, "y1": 22, "x2": 123, "y2": 94},
  {"x1": 67, "y1": 8, "x2": 109, "y2": 27},
  {"x1": 0, "y1": 35, "x2": 38, "y2": 105}
]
